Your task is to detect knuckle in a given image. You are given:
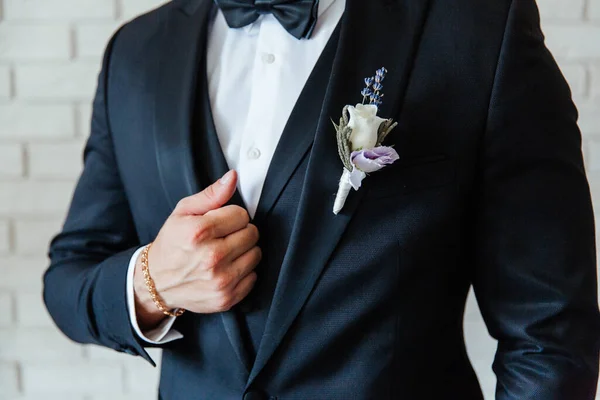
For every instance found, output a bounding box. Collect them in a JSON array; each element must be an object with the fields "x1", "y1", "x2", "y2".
[
  {"x1": 202, "y1": 263, "x2": 218, "y2": 279},
  {"x1": 203, "y1": 185, "x2": 217, "y2": 201},
  {"x1": 253, "y1": 246, "x2": 263, "y2": 262},
  {"x1": 239, "y1": 208, "x2": 250, "y2": 224},
  {"x1": 175, "y1": 197, "x2": 190, "y2": 212},
  {"x1": 249, "y1": 272, "x2": 258, "y2": 286},
  {"x1": 241, "y1": 273, "x2": 258, "y2": 295},
  {"x1": 230, "y1": 205, "x2": 249, "y2": 224},
  {"x1": 206, "y1": 244, "x2": 225, "y2": 267},
  {"x1": 193, "y1": 220, "x2": 213, "y2": 243},
  {"x1": 248, "y1": 224, "x2": 259, "y2": 241},
  {"x1": 215, "y1": 294, "x2": 234, "y2": 312},
  {"x1": 212, "y1": 273, "x2": 232, "y2": 292}
]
